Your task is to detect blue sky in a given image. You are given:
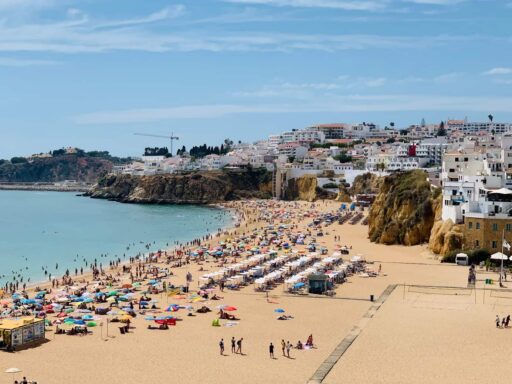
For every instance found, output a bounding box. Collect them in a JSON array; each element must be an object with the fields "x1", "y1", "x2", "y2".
[{"x1": 1, "y1": 0, "x2": 512, "y2": 158}]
